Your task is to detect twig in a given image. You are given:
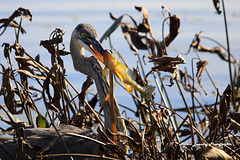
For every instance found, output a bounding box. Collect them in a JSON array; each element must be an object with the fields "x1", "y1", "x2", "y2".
[
  {"x1": 221, "y1": 0, "x2": 236, "y2": 110},
  {"x1": 110, "y1": 72, "x2": 118, "y2": 147}
]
